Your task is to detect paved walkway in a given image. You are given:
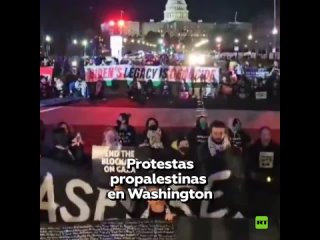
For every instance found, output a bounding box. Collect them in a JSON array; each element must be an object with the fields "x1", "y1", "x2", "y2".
[{"x1": 40, "y1": 96, "x2": 83, "y2": 108}]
